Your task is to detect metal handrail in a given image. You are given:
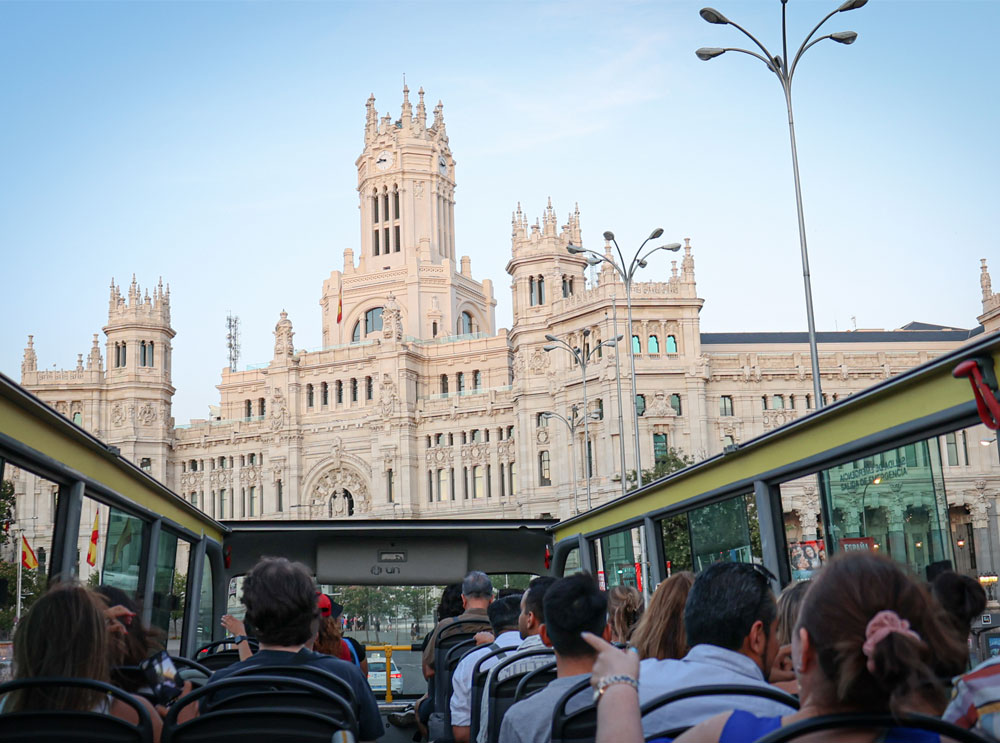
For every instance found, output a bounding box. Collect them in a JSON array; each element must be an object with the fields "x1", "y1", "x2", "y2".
[{"x1": 364, "y1": 644, "x2": 417, "y2": 703}]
